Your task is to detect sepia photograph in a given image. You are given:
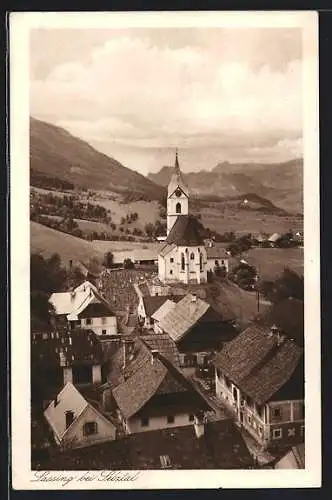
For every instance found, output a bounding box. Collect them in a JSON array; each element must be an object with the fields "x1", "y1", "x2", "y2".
[{"x1": 10, "y1": 11, "x2": 320, "y2": 489}]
